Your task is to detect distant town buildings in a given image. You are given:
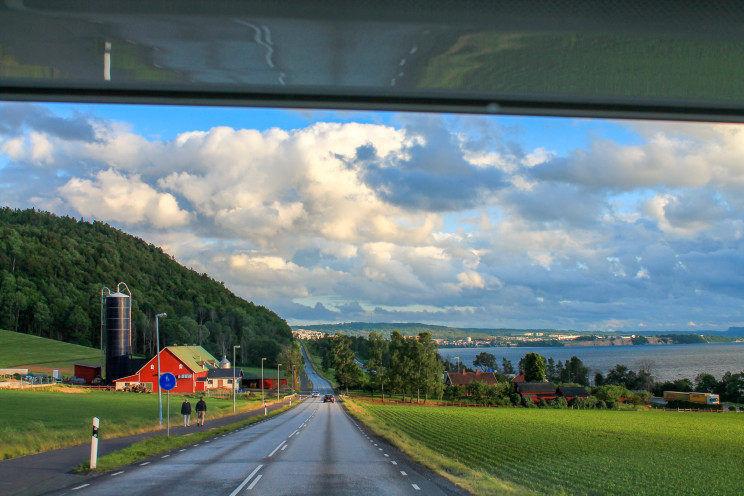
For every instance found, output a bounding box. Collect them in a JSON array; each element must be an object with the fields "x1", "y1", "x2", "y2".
[{"x1": 292, "y1": 329, "x2": 327, "y2": 340}]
